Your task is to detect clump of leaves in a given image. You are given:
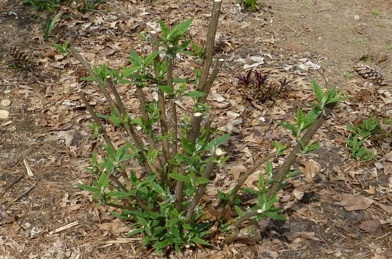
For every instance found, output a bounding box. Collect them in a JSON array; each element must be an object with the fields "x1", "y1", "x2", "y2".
[
  {"x1": 72, "y1": 1, "x2": 345, "y2": 255},
  {"x1": 347, "y1": 117, "x2": 380, "y2": 161},
  {"x1": 237, "y1": 69, "x2": 290, "y2": 103},
  {"x1": 23, "y1": 0, "x2": 107, "y2": 41},
  {"x1": 239, "y1": 0, "x2": 259, "y2": 11}
]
